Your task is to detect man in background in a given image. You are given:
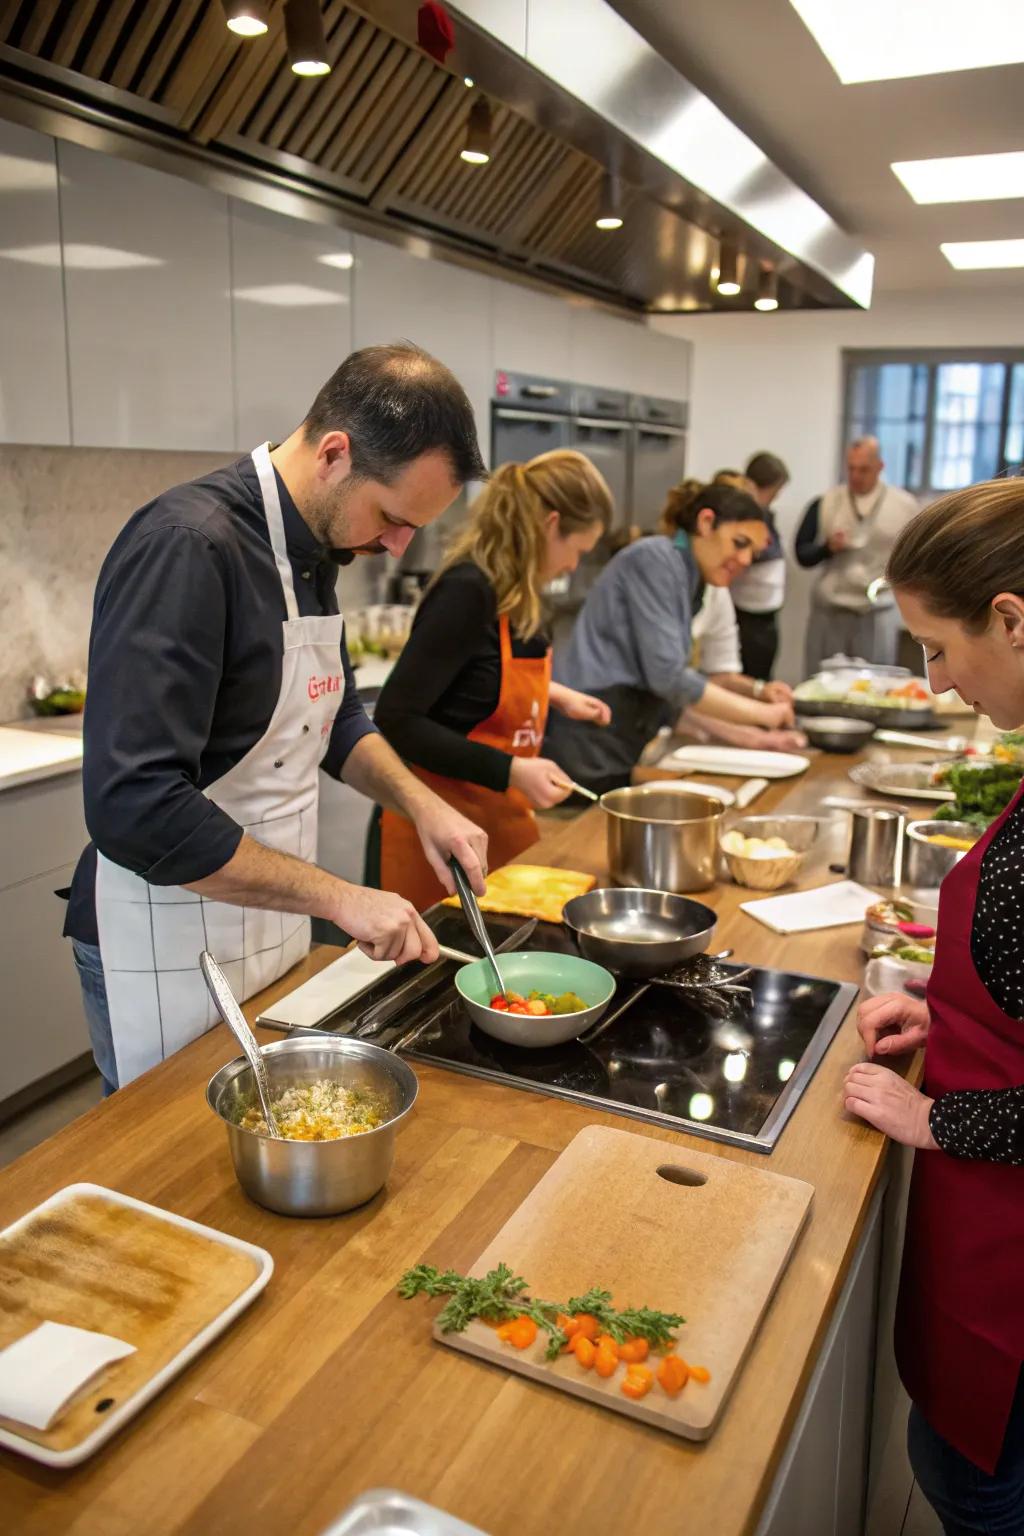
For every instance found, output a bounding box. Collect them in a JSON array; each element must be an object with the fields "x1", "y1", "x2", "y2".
[
  {"x1": 796, "y1": 436, "x2": 917, "y2": 675},
  {"x1": 729, "y1": 451, "x2": 790, "y2": 680}
]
